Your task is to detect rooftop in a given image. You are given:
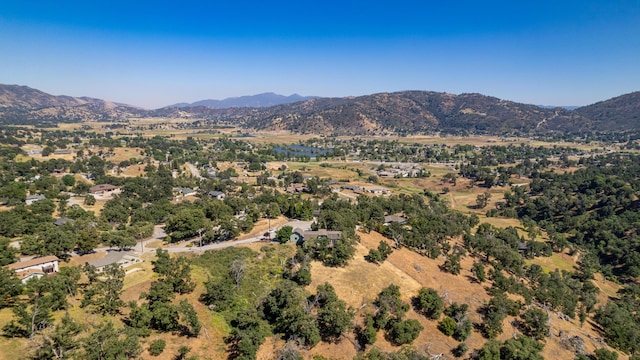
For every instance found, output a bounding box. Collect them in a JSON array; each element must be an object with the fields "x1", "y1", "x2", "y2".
[
  {"x1": 90, "y1": 184, "x2": 120, "y2": 192},
  {"x1": 7, "y1": 255, "x2": 59, "y2": 271},
  {"x1": 87, "y1": 251, "x2": 139, "y2": 269}
]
